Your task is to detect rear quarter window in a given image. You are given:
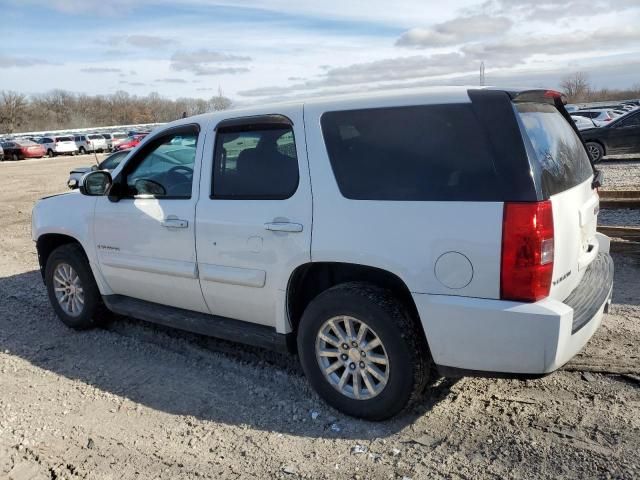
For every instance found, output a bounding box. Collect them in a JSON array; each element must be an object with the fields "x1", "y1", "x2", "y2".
[
  {"x1": 515, "y1": 103, "x2": 592, "y2": 197},
  {"x1": 320, "y1": 104, "x2": 501, "y2": 201}
]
